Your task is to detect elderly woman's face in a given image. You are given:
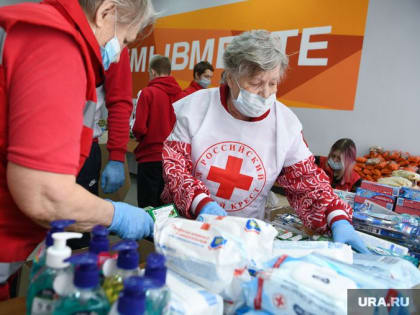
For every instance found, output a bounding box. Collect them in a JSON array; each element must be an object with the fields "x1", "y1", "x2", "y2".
[
  {"x1": 92, "y1": 0, "x2": 141, "y2": 63},
  {"x1": 228, "y1": 66, "x2": 281, "y2": 100}
]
